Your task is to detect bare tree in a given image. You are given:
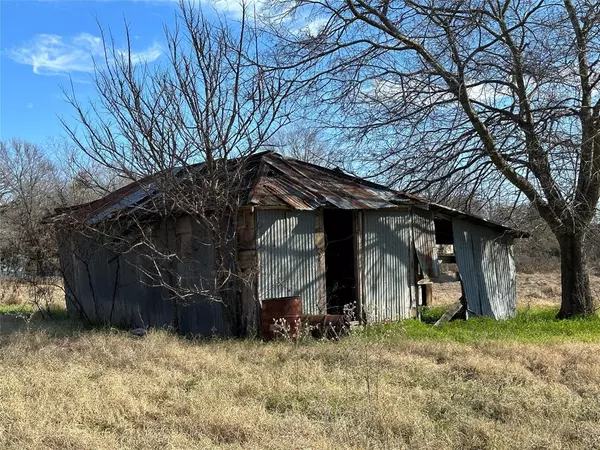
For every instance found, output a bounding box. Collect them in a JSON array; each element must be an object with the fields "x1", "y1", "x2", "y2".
[
  {"x1": 60, "y1": 2, "x2": 296, "y2": 334},
  {"x1": 0, "y1": 140, "x2": 74, "y2": 317},
  {"x1": 272, "y1": 123, "x2": 339, "y2": 166},
  {"x1": 47, "y1": 137, "x2": 126, "y2": 206},
  {"x1": 265, "y1": 0, "x2": 600, "y2": 317},
  {"x1": 0, "y1": 139, "x2": 61, "y2": 276}
]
